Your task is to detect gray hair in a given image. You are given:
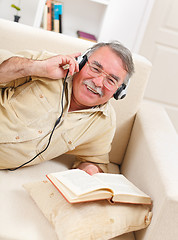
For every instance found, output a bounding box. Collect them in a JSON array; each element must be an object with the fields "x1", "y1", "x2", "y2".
[{"x1": 86, "y1": 41, "x2": 135, "y2": 83}]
